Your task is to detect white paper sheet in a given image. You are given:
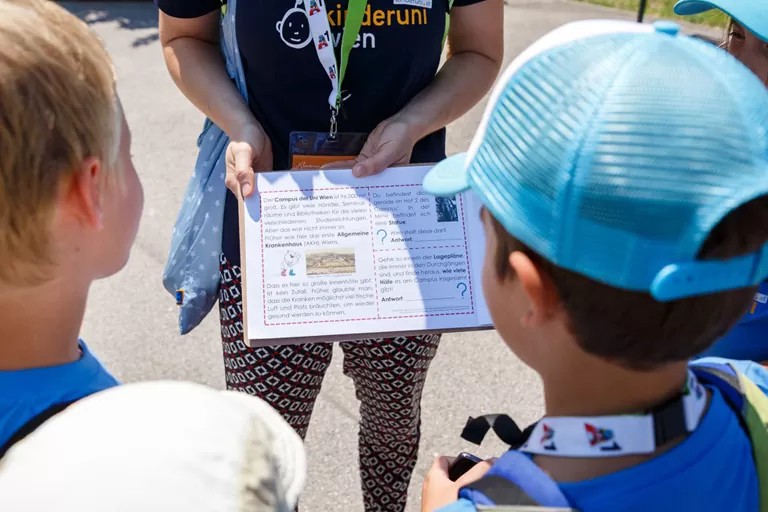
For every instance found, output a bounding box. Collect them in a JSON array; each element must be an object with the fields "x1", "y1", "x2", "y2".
[{"x1": 241, "y1": 166, "x2": 491, "y2": 344}]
